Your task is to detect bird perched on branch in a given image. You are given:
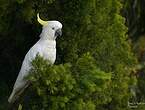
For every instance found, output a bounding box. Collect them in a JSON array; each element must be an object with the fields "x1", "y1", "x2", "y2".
[{"x1": 8, "y1": 13, "x2": 62, "y2": 104}]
